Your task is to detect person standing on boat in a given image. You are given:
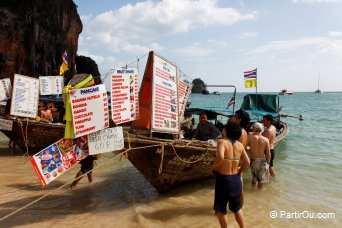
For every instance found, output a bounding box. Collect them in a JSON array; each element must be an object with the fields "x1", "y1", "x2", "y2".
[
  {"x1": 262, "y1": 114, "x2": 277, "y2": 177},
  {"x1": 193, "y1": 112, "x2": 221, "y2": 141},
  {"x1": 247, "y1": 122, "x2": 271, "y2": 189},
  {"x1": 212, "y1": 122, "x2": 250, "y2": 228}
]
